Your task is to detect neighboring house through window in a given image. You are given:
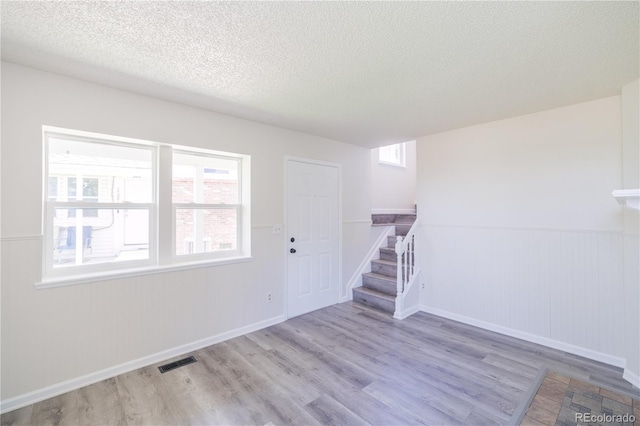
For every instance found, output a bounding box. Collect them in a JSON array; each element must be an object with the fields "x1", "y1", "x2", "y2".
[
  {"x1": 173, "y1": 151, "x2": 241, "y2": 256},
  {"x1": 68, "y1": 177, "x2": 99, "y2": 218}
]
